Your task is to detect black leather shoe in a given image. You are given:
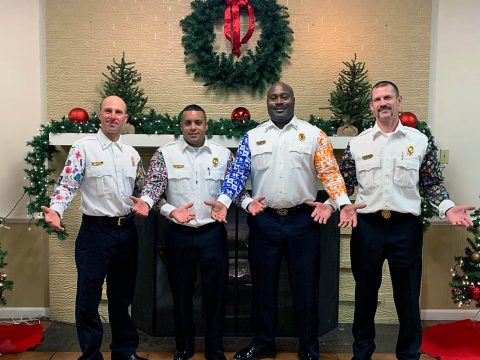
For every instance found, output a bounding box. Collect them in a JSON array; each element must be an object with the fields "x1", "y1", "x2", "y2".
[
  {"x1": 173, "y1": 350, "x2": 194, "y2": 360},
  {"x1": 233, "y1": 343, "x2": 276, "y2": 360},
  {"x1": 127, "y1": 355, "x2": 148, "y2": 360},
  {"x1": 297, "y1": 350, "x2": 319, "y2": 360}
]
